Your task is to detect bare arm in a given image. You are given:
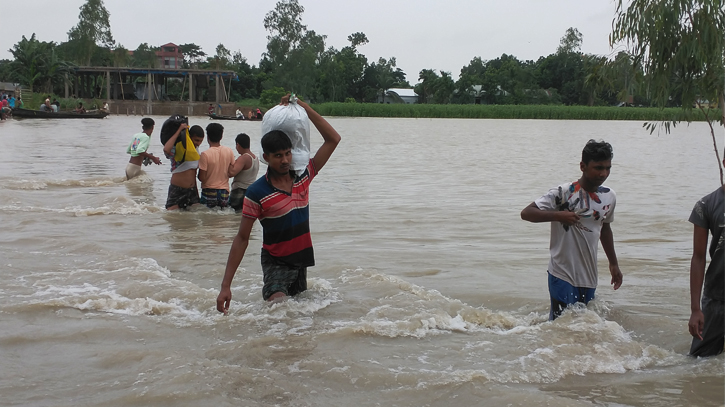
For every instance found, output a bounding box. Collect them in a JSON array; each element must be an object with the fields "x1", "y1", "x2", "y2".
[
  {"x1": 600, "y1": 222, "x2": 622, "y2": 290},
  {"x1": 280, "y1": 96, "x2": 341, "y2": 172},
  {"x1": 228, "y1": 154, "x2": 252, "y2": 177},
  {"x1": 688, "y1": 224, "x2": 709, "y2": 340},
  {"x1": 216, "y1": 216, "x2": 255, "y2": 314},
  {"x1": 520, "y1": 202, "x2": 581, "y2": 226},
  {"x1": 163, "y1": 123, "x2": 189, "y2": 156}
]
